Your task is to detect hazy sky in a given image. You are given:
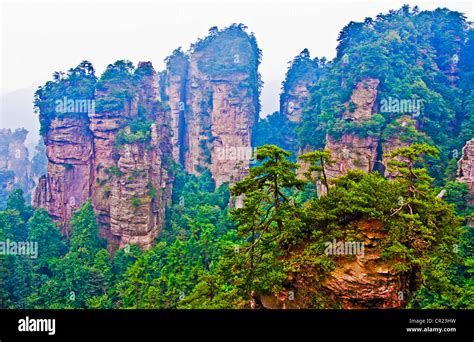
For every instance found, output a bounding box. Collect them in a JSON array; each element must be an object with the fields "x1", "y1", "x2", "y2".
[{"x1": 0, "y1": 0, "x2": 472, "y2": 148}]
